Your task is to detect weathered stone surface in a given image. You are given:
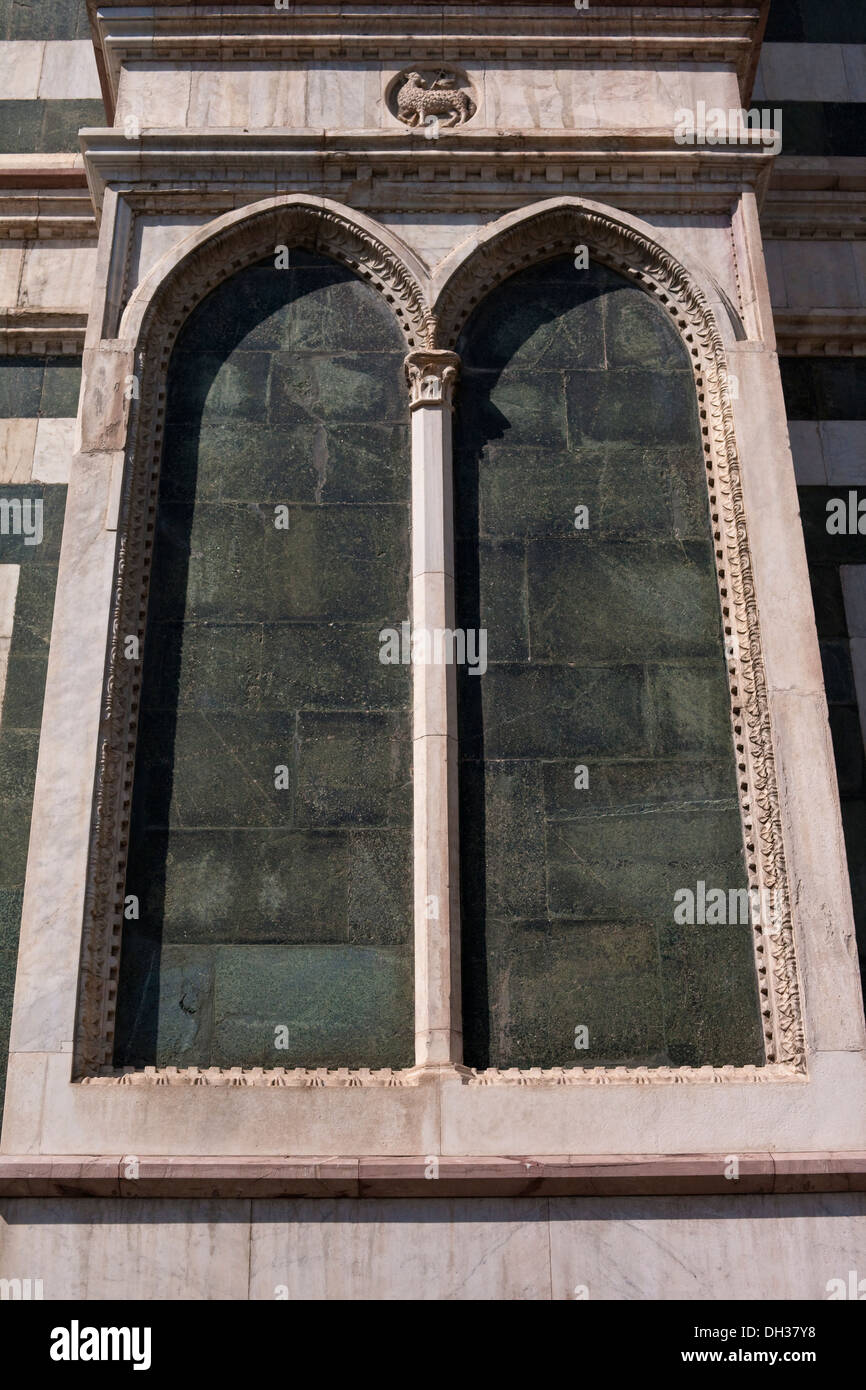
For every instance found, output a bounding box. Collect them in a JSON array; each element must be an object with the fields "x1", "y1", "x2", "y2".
[
  {"x1": 456, "y1": 256, "x2": 760, "y2": 1069},
  {"x1": 0, "y1": 483, "x2": 64, "y2": 1126},
  {"x1": 115, "y1": 254, "x2": 413, "y2": 1069}
]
